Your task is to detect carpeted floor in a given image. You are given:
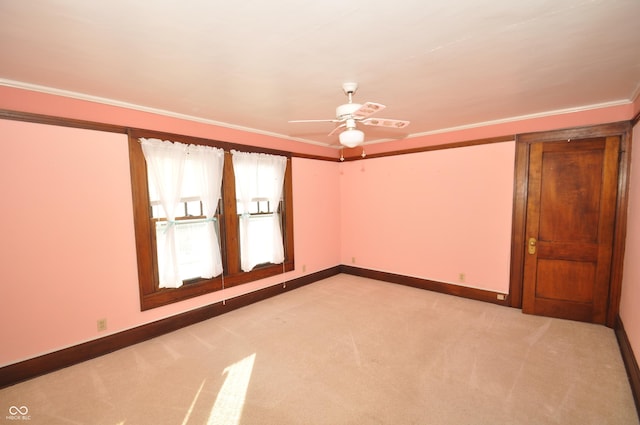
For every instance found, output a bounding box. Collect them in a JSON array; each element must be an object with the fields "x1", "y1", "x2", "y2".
[{"x1": 2, "y1": 274, "x2": 638, "y2": 424}]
